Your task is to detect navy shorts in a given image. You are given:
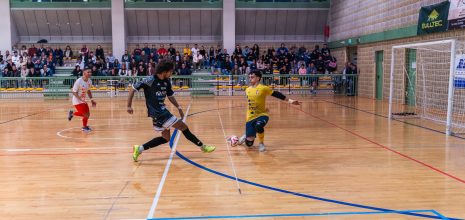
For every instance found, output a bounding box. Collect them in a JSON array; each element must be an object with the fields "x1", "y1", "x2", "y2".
[
  {"x1": 246, "y1": 116, "x2": 269, "y2": 137},
  {"x1": 152, "y1": 111, "x2": 179, "y2": 132}
]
